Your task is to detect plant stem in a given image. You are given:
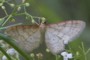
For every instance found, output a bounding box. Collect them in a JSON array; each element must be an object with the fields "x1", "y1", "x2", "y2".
[
  {"x1": 81, "y1": 42, "x2": 87, "y2": 60},
  {"x1": 55, "y1": 55, "x2": 58, "y2": 60},
  {"x1": 3, "y1": 8, "x2": 8, "y2": 16},
  {"x1": 1, "y1": 15, "x2": 12, "y2": 26},
  {"x1": 0, "y1": 23, "x2": 22, "y2": 30},
  {"x1": 86, "y1": 48, "x2": 90, "y2": 55}
]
